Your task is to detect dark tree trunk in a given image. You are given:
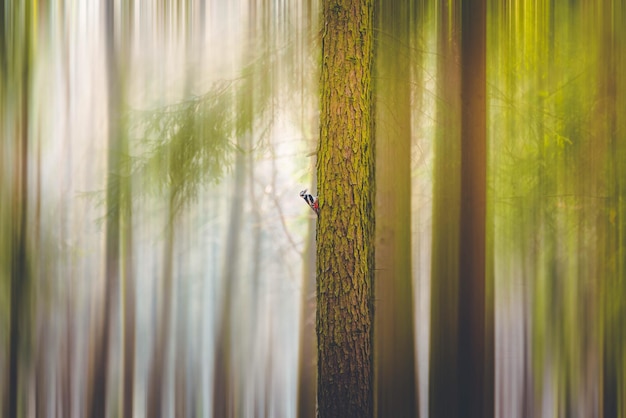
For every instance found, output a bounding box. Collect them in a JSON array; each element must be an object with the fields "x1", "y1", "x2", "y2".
[
  {"x1": 88, "y1": 1, "x2": 125, "y2": 415},
  {"x1": 7, "y1": 3, "x2": 32, "y2": 416},
  {"x1": 429, "y1": 1, "x2": 461, "y2": 416},
  {"x1": 457, "y1": 1, "x2": 492, "y2": 417}
]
